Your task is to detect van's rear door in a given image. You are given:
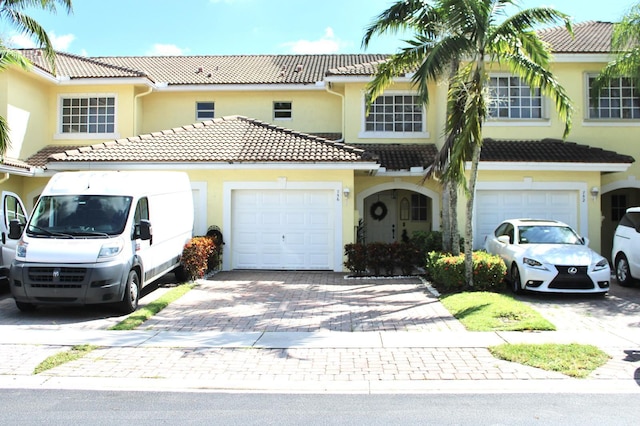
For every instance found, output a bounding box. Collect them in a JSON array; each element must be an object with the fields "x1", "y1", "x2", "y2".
[{"x1": 1, "y1": 191, "x2": 28, "y2": 278}]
